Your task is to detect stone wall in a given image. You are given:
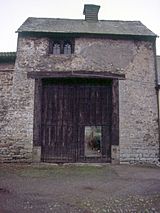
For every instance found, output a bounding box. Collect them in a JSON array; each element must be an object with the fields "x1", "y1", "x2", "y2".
[
  {"x1": 0, "y1": 34, "x2": 159, "y2": 163},
  {"x1": 119, "y1": 42, "x2": 159, "y2": 163},
  {"x1": 0, "y1": 63, "x2": 16, "y2": 161},
  {"x1": 0, "y1": 61, "x2": 34, "y2": 162},
  {"x1": 0, "y1": 63, "x2": 13, "y2": 161}
]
